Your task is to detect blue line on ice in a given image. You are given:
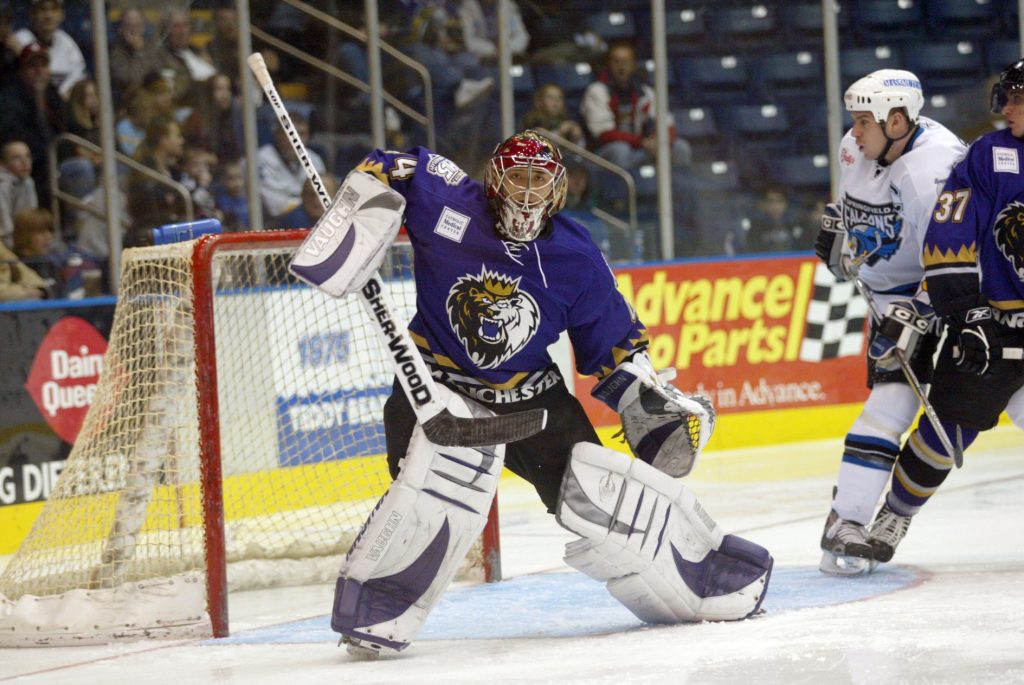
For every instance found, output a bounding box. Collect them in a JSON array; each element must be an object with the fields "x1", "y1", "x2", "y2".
[{"x1": 208, "y1": 565, "x2": 918, "y2": 645}]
